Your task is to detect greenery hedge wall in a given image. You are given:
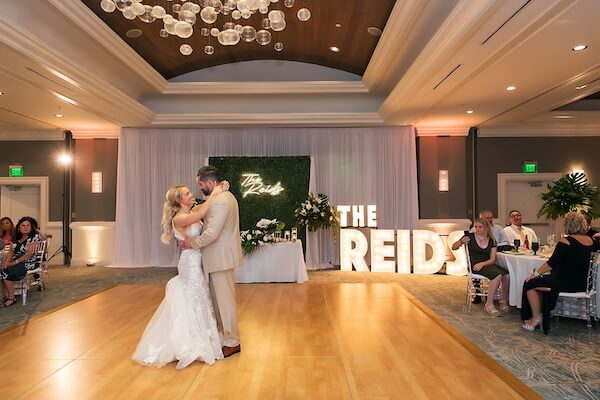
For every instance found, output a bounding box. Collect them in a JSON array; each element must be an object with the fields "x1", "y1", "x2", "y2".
[{"x1": 209, "y1": 156, "x2": 310, "y2": 246}]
